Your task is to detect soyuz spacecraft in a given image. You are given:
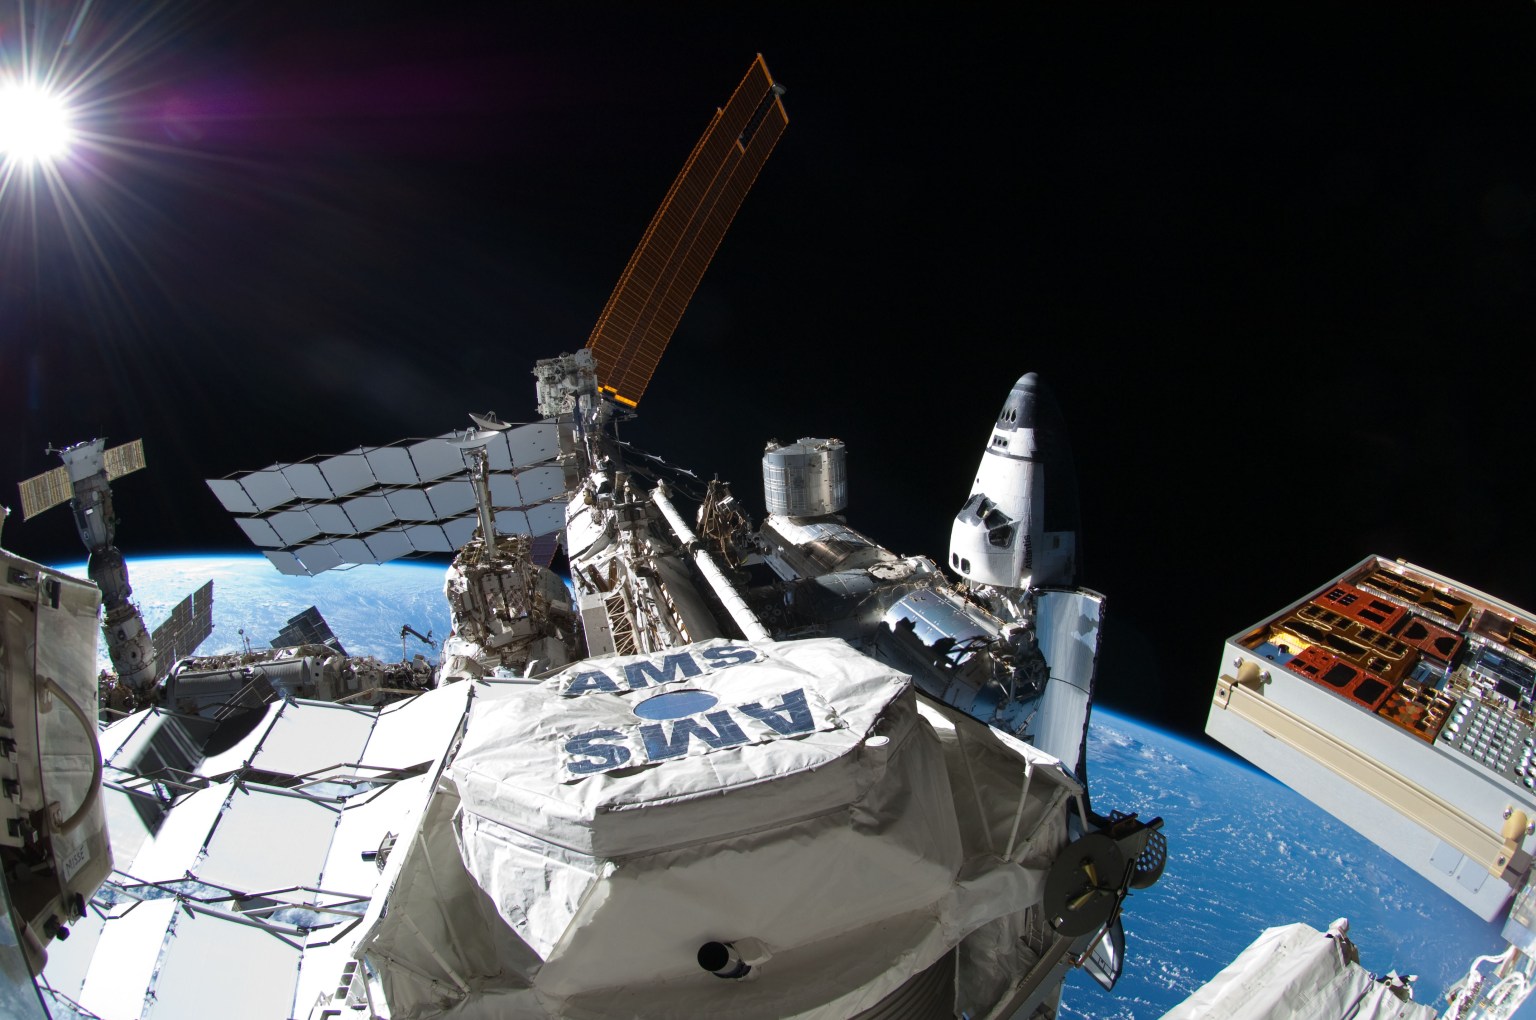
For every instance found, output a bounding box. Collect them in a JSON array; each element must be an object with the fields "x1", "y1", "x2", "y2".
[
  {"x1": 2, "y1": 56, "x2": 1167, "y2": 1019},
  {"x1": 14, "y1": 438, "x2": 213, "y2": 711}
]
